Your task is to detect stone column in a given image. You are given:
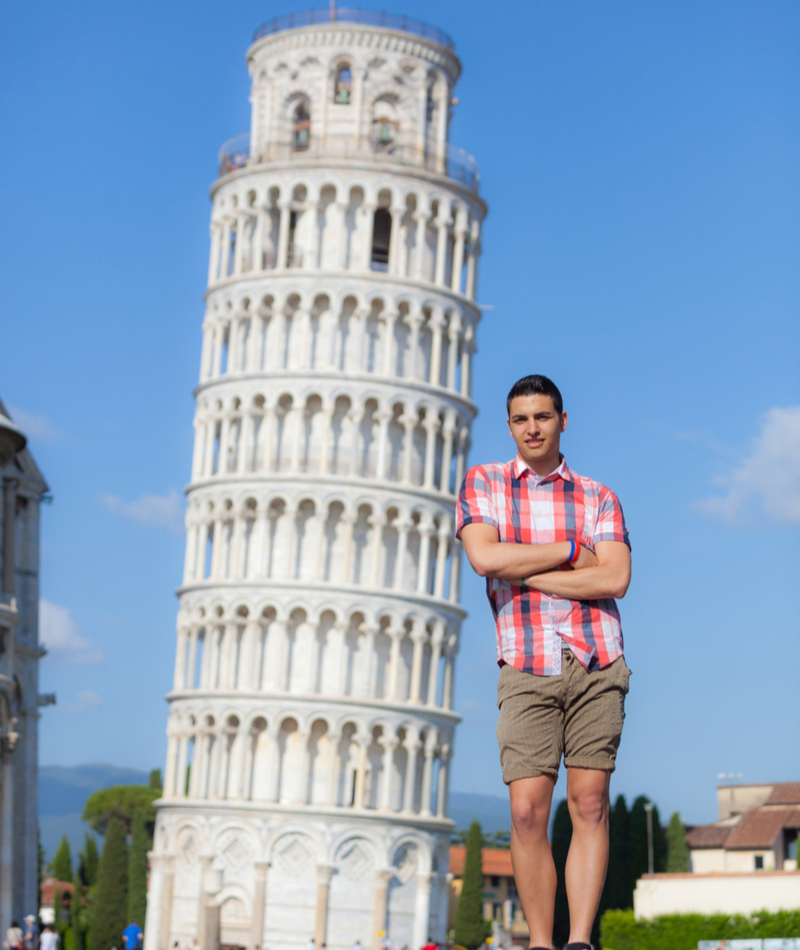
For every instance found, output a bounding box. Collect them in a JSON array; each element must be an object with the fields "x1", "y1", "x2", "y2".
[
  {"x1": 420, "y1": 733, "x2": 437, "y2": 816},
  {"x1": 220, "y1": 219, "x2": 232, "y2": 278},
  {"x1": 374, "y1": 411, "x2": 391, "y2": 481},
  {"x1": 446, "y1": 314, "x2": 462, "y2": 391},
  {"x1": 451, "y1": 216, "x2": 467, "y2": 293},
  {"x1": 414, "y1": 212, "x2": 428, "y2": 280},
  {"x1": 314, "y1": 864, "x2": 335, "y2": 946},
  {"x1": 381, "y1": 309, "x2": 398, "y2": 377},
  {"x1": 416, "y1": 525, "x2": 432, "y2": 595},
  {"x1": 2, "y1": 478, "x2": 17, "y2": 594},
  {"x1": 0, "y1": 750, "x2": 14, "y2": 938},
  {"x1": 423, "y1": 420, "x2": 438, "y2": 490},
  {"x1": 461, "y1": 328, "x2": 474, "y2": 398},
  {"x1": 412, "y1": 872, "x2": 434, "y2": 950},
  {"x1": 208, "y1": 223, "x2": 221, "y2": 284},
  {"x1": 428, "y1": 311, "x2": 444, "y2": 386},
  {"x1": 275, "y1": 202, "x2": 291, "y2": 270},
  {"x1": 401, "y1": 416, "x2": 415, "y2": 485},
  {"x1": 409, "y1": 622, "x2": 426, "y2": 703},
  {"x1": 175, "y1": 734, "x2": 189, "y2": 798},
  {"x1": 401, "y1": 731, "x2": 419, "y2": 813},
  {"x1": 433, "y1": 526, "x2": 449, "y2": 600},
  {"x1": 379, "y1": 733, "x2": 397, "y2": 810},
  {"x1": 202, "y1": 863, "x2": 223, "y2": 950},
  {"x1": 250, "y1": 861, "x2": 269, "y2": 950},
  {"x1": 388, "y1": 206, "x2": 404, "y2": 275},
  {"x1": 427, "y1": 625, "x2": 444, "y2": 706},
  {"x1": 361, "y1": 202, "x2": 376, "y2": 271},
  {"x1": 436, "y1": 742, "x2": 451, "y2": 817},
  {"x1": 465, "y1": 220, "x2": 481, "y2": 299},
  {"x1": 393, "y1": 521, "x2": 410, "y2": 590},
  {"x1": 439, "y1": 414, "x2": 456, "y2": 494},
  {"x1": 353, "y1": 736, "x2": 369, "y2": 809},
  {"x1": 370, "y1": 869, "x2": 393, "y2": 950},
  {"x1": 387, "y1": 628, "x2": 402, "y2": 700},
  {"x1": 434, "y1": 214, "x2": 449, "y2": 286},
  {"x1": 158, "y1": 854, "x2": 176, "y2": 950}
]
